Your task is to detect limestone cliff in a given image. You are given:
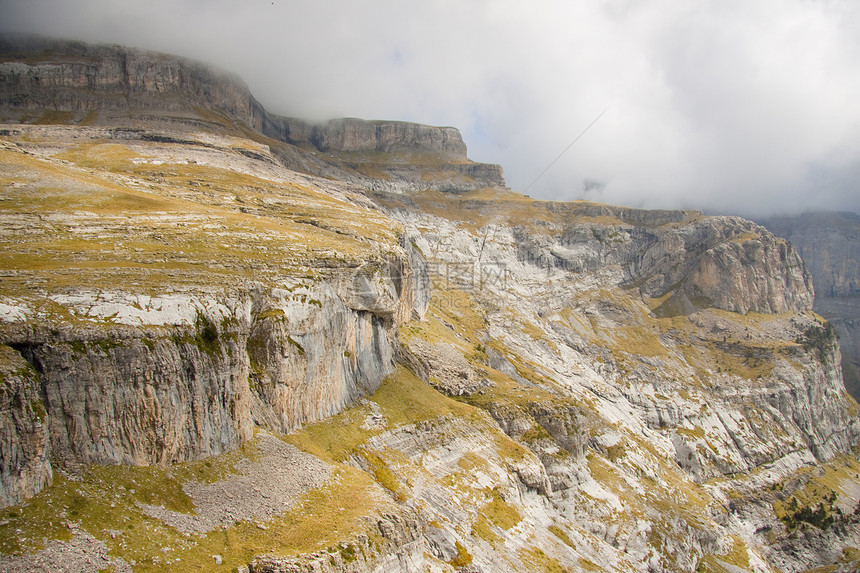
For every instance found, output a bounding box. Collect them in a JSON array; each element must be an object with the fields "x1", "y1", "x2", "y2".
[
  {"x1": 3, "y1": 274, "x2": 415, "y2": 469},
  {"x1": 514, "y1": 210, "x2": 813, "y2": 315},
  {"x1": 383, "y1": 190, "x2": 860, "y2": 571},
  {"x1": 0, "y1": 120, "x2": 429, "y2": 495},
  {"x1": 0, "y1": 33, "x2": 504, "y2": 192},
  {"x1": 290, "y1": 117, "x2": 467, "y2": 157},
  {"x1": 761, "y1": 212, "x2": 860, "y2": 299},
  {"x1": 1, "y1": 37, "x2": 860, "y2": 573},
  {"x1": 386, "y1": 191, "x2": 854, "y2": 469}
]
